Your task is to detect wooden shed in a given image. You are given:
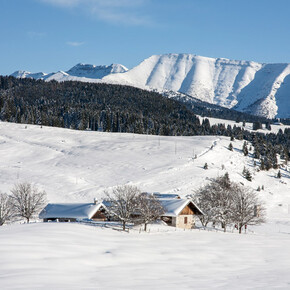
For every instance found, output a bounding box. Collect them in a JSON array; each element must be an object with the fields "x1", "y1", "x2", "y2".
[{"x1": 160, "y1": 199, "x2": 203, "y2": 229}]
